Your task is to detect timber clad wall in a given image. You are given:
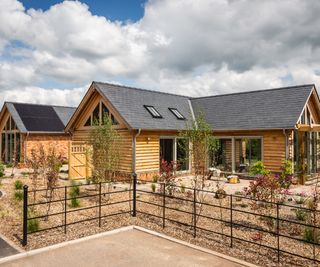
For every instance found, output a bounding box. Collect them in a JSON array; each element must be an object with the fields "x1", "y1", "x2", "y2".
[
  {"x1": 214, "y1": 130, "x2": 286, "y2": 172},
  {"x1": 72, "y1": 129, "x2": 133, "y2": 173}
]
